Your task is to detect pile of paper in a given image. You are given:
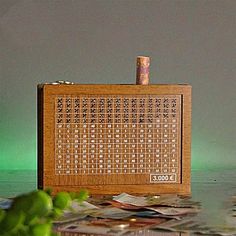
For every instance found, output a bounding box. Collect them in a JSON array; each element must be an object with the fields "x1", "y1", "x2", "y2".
[
  {"x1": 2, "y1": 193, "x2": 236, "y2": 235},
  {"x1": 55, "y1": 193, "x2": 203, "y2": 235}
]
